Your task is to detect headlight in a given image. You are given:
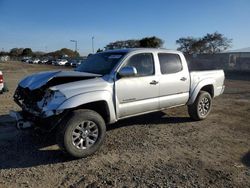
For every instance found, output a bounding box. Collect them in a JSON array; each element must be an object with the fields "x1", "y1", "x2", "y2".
[
  {"x1": 37, "y1": 89, "x2": 66, "y2": 109},
  {"x1": 42, "y1": 89, "x2": 54, "y2": 106}
]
